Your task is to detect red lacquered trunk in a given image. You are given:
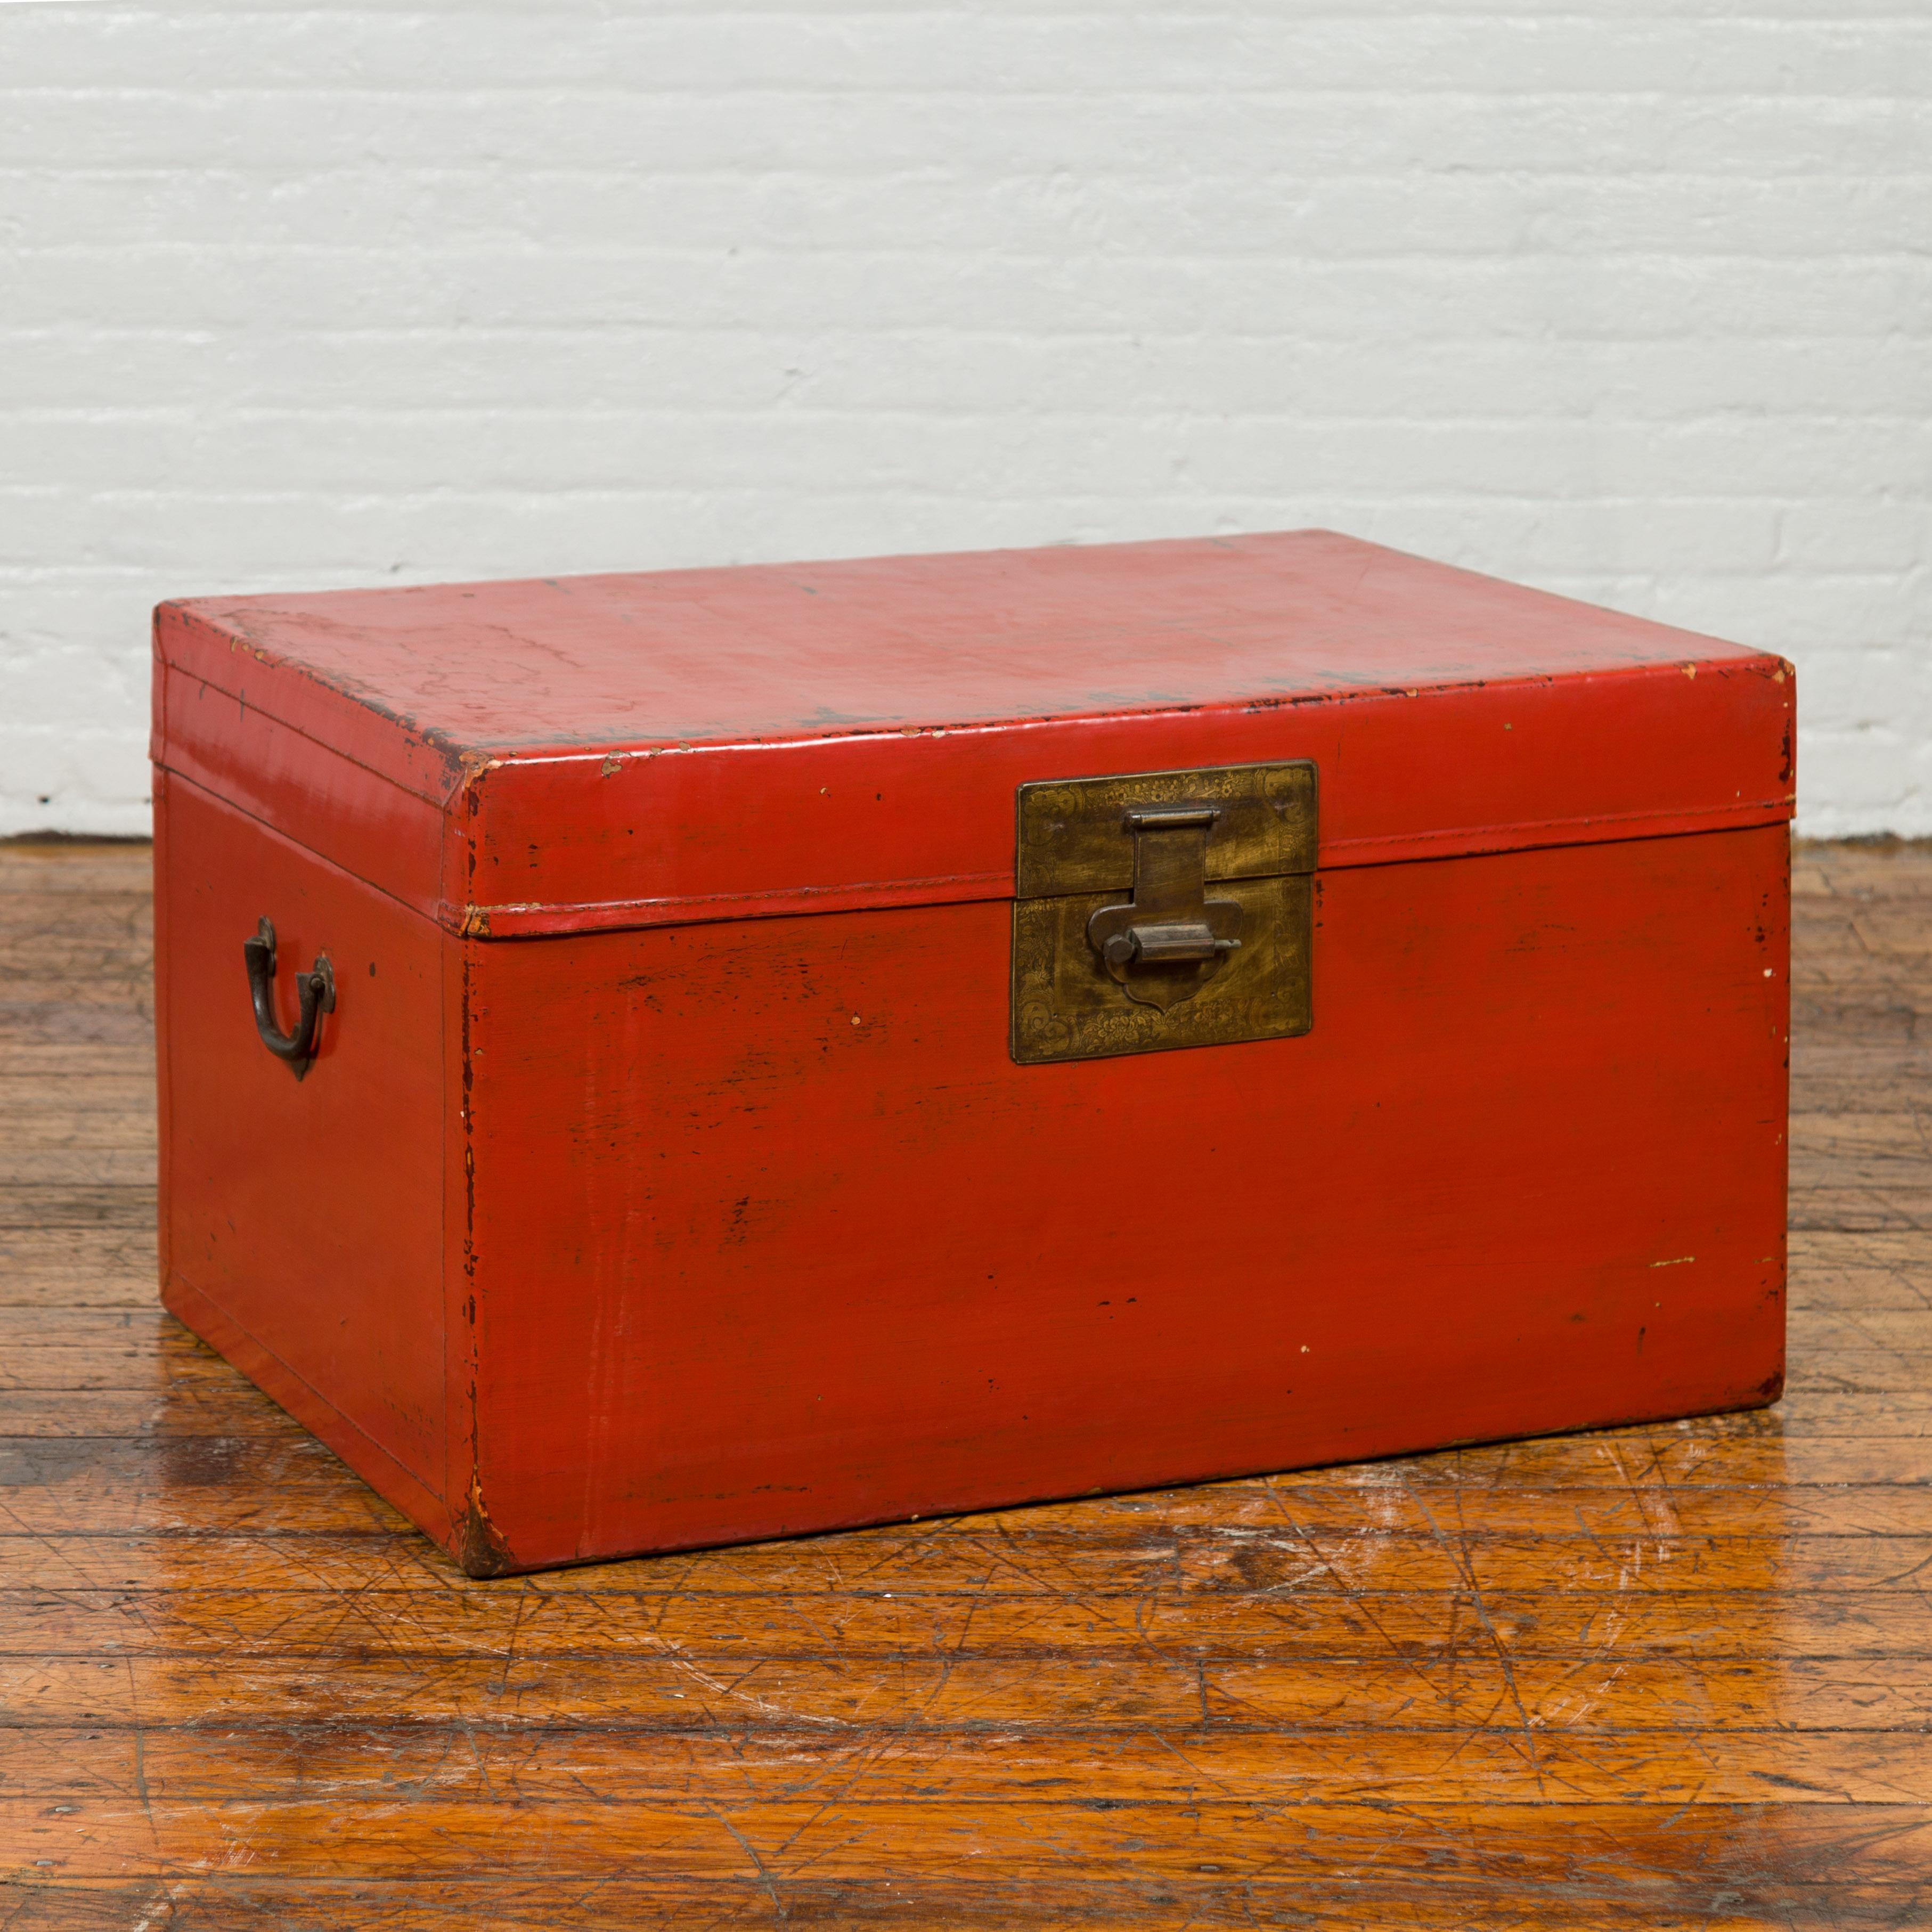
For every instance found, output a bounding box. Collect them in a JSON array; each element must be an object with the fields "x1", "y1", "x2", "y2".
[{"x1": 151, "y1": 531, "x2": 1793, "y2": 1574}]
